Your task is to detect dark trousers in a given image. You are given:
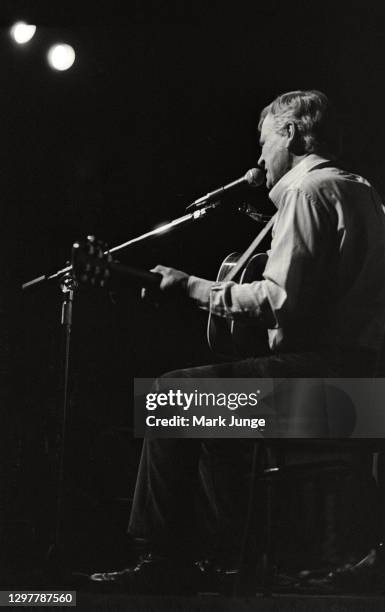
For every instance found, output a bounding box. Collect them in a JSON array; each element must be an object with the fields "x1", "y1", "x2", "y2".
[{"x1": 128, "y1": 352, "x2": 380, "y2": 562}]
